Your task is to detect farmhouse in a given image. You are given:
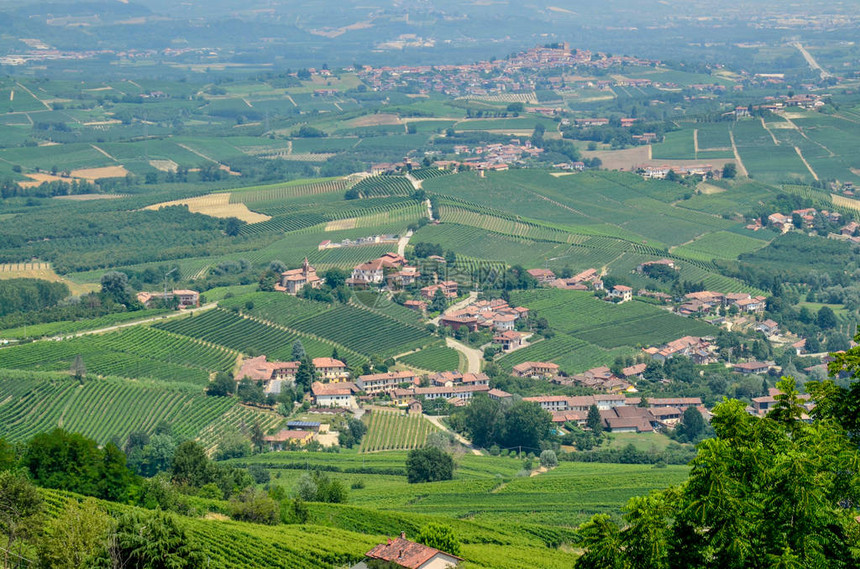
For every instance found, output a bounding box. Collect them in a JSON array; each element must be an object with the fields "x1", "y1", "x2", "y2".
[
  {"x1": 607, "y1": 285, "x2": 632, "y2": 303},
  {"x1": 363, "y1": 532, "x2": 462, "y2": 569},
  {"x1": 599, "y1": 407, "x2": 657, "y2": 433},
  {"x1": 404, "y1": 299, "x2": 428, "y2": 313},
  {"x1": 564, "y1": 366, "x2": 632, "y2": 393},
  {"x1": 493, "y1": 330, "x2": 526, "y2": 351},
  {"x1": 356, "y1": 370, "x2": 418, "y2": 395},
  {"x1": 526, "y1": 268, "x2": 556, "y2": 284},
  {"x1": 311, "y1": 381, "x2": 358, "y2": 408},
  {"x1": 136, "y1": 289, "x2": 200, "y2": 309},
  {"x1": 236, "y1": 355, "x2": 299, "y2": 384},
  {"x1": 754, "y1": 319, "x2": 780, "y2": 337},
  {"x1": 278, "y1": 258, "x2": 322, "y2": 294},
  {"x1": 429, "y1": 371, "x2": 490, "y2": 387},
  {"x1": 312, "y1": 357, "x2": 350, "y2": 381},
  {"x1": 733, "y1": 361, "x2": 771, "y2": 375},
  {"x1": 439, "y1": 315, "x2": 479, "y2": 333},
  {"x1": 646, "y1": 336, "x2": 714, "y2": 364},
  {"x1": 351, "y1": 253, "x2": 409, "y2": 284},
  {"x1": 512, "y1": 361, "x2": 560, "y2": 378},
  {"x1": 488, "y1": 388, "x2": 513, "y2": 401},
  {"x1": 421, "y1": 281, "x2": 459, "y2": 300}
]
